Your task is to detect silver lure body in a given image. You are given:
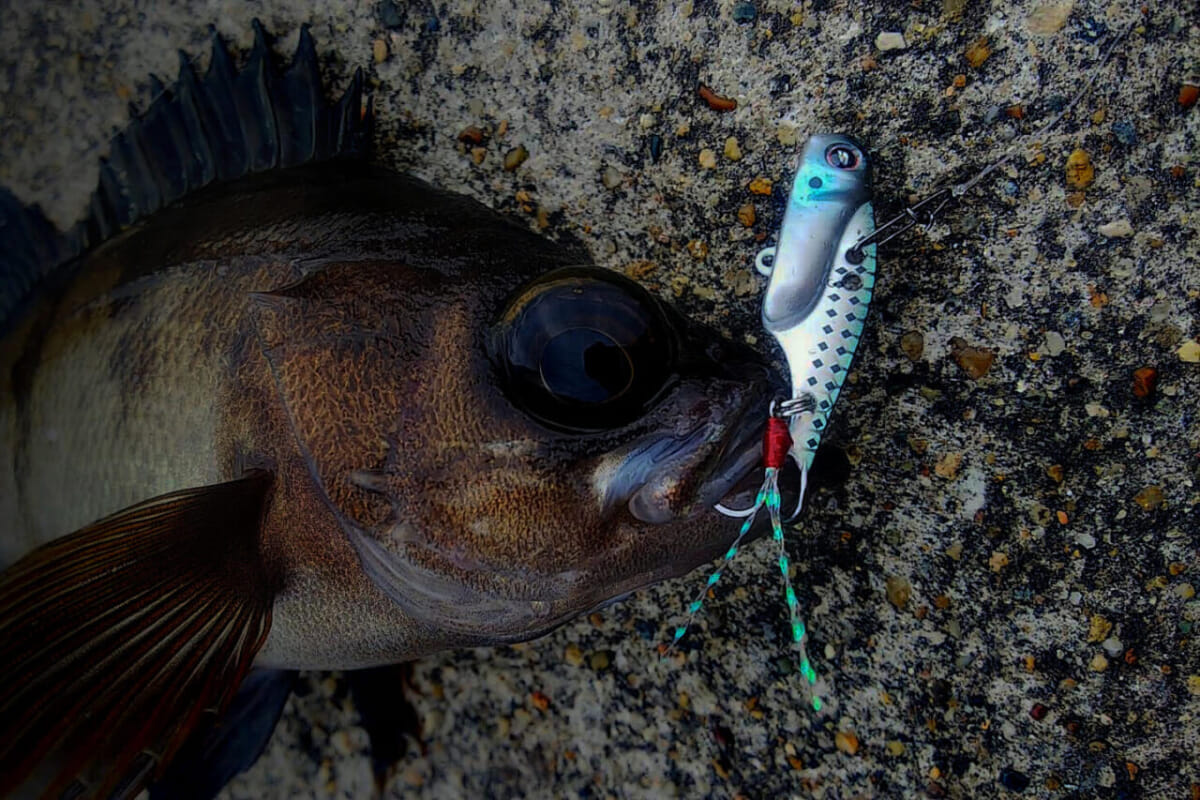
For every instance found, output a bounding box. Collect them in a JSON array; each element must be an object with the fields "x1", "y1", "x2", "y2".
[{"x1": 760, "y1": 134, "x2": 876, "y2": 477}]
